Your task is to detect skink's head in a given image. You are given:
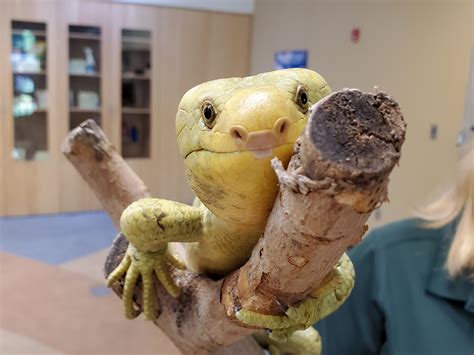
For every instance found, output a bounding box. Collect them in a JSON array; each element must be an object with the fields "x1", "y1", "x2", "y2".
[{"x1": 176, "y1": 69, "x2": 331, "y2": 224}]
